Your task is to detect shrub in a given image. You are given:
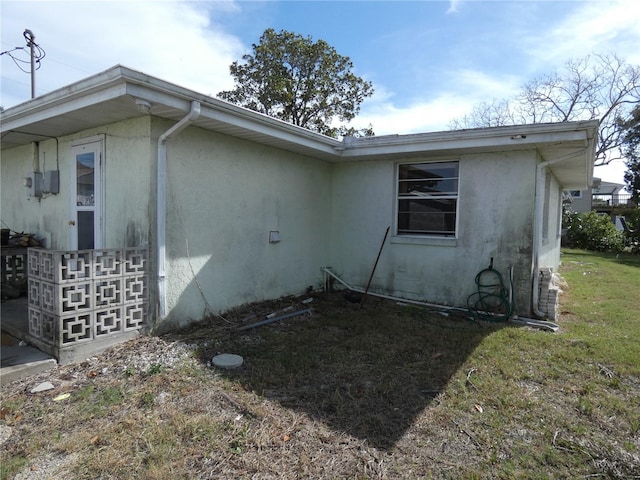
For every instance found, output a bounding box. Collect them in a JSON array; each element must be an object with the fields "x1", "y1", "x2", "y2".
[
  {"x1": 564, "y1": 211, "x2": 623, "y2": 252},
  {"x1": 620, "y1": 209, "x2": 640, "y2": 254}
]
